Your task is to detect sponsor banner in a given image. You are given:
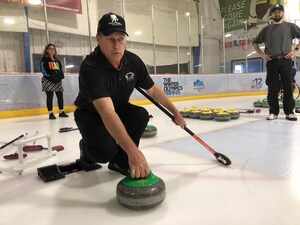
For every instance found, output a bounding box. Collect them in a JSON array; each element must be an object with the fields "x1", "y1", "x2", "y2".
[
  {"x1": 218, "y1": 0, "x2": 280, "y2": 32},
  {"x1": 0, "y1": 73, "x2": 268, "y2": 111},
  {"x1": 162, "y1": 77, "x2": 184, "y2": 96},
  {"x1": 225, "y1": 37, "x2": 255, "y2": 49},
  {"x1": 130, "y1": 73, "x2": 267, "y2": 101},
  {"x1": 218, "y1": 0, "x2": 251, "y2": 32},
  {"x1": 46, "y1": 0, "x2": 82, "y2": 14},
  {"x1": 0, "y1": 0, "x2": 82, "y2": 14}
]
